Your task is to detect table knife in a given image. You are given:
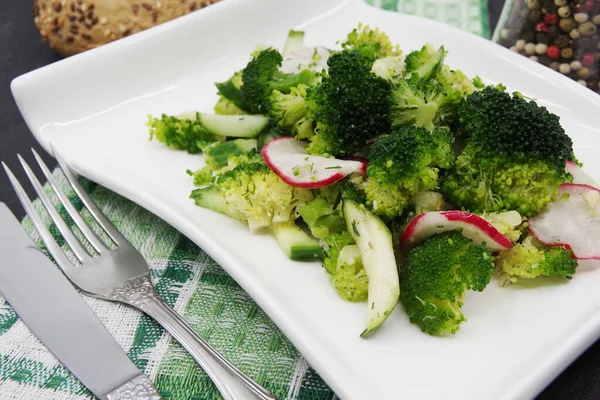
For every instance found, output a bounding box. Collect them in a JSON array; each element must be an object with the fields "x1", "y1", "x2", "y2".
[{"x1": 0, "y1": 203, "x2": 160, "y2": 400}]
